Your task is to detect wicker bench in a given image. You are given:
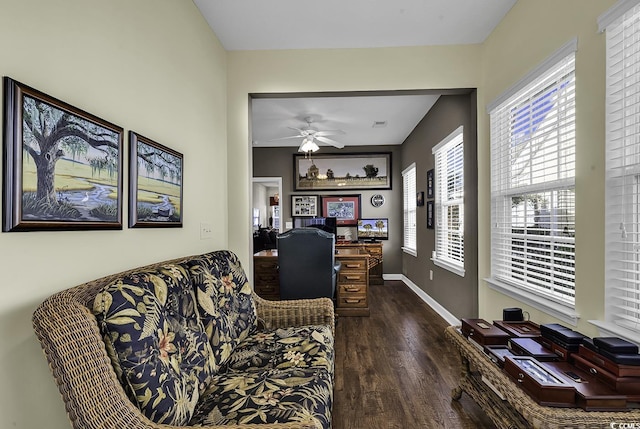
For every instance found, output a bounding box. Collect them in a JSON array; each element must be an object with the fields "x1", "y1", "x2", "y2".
[{"x1": 33, "y1": 250, "x2": 335, "y2": 429}]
